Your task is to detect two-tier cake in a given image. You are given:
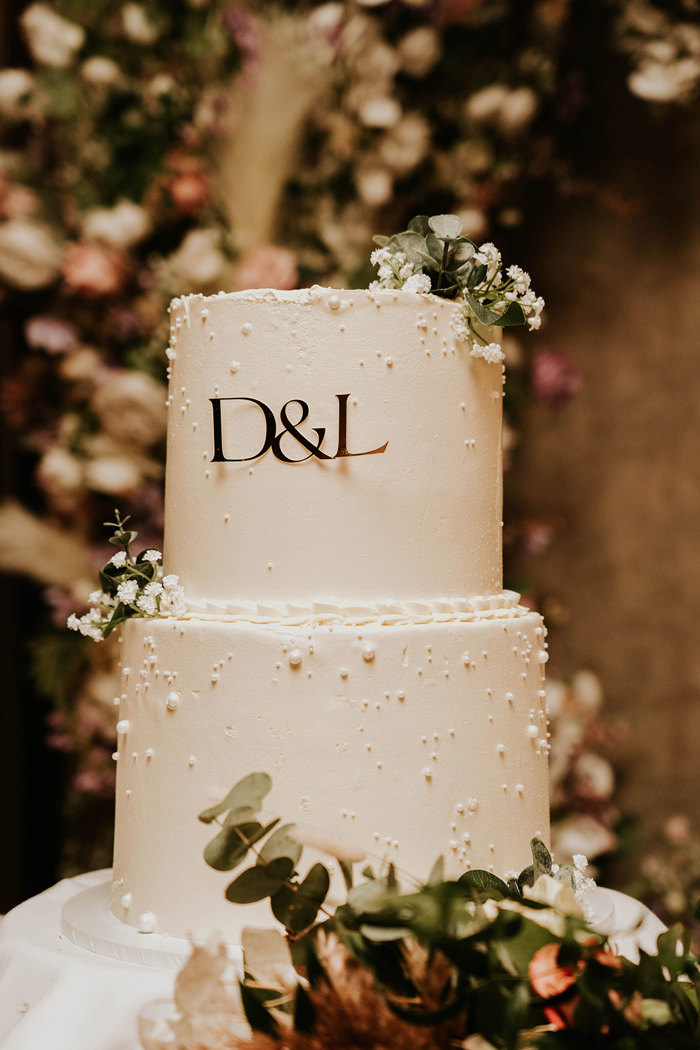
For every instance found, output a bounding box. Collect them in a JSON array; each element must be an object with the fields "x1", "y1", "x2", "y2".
[{"x1": 109, "y1": 286, "x2": 549, "y2": 941}]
